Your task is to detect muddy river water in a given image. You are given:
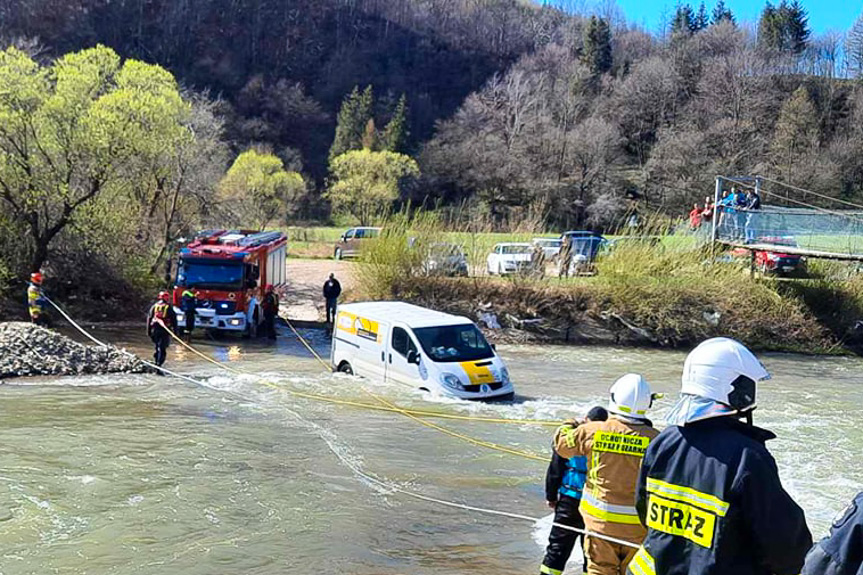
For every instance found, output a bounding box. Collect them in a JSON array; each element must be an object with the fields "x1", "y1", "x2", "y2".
[{"x1": 1, "y1": 326, "x2": 861, "y2": 574}]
